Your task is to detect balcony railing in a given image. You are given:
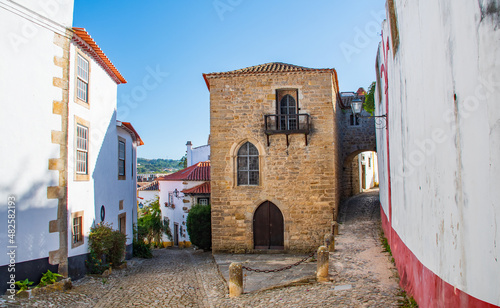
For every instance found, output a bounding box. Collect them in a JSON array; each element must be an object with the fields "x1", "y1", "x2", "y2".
[{"x1": 264, "y1": 114, "x2": 310, "y2": 146}]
